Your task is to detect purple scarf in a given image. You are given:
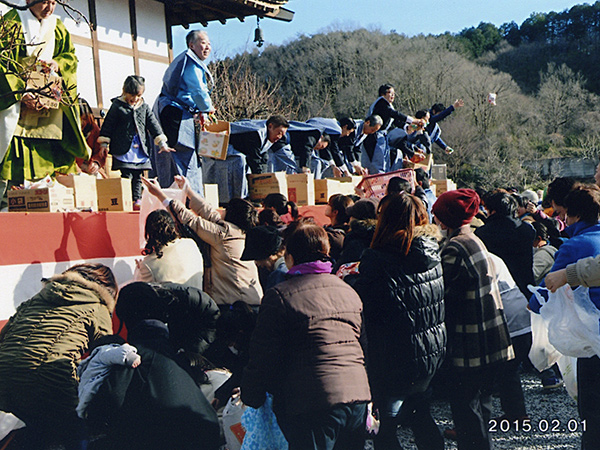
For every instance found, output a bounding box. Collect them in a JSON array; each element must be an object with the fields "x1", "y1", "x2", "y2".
[{"x1": 287, "y1": 260, "x2": 333, "y2": 275}]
